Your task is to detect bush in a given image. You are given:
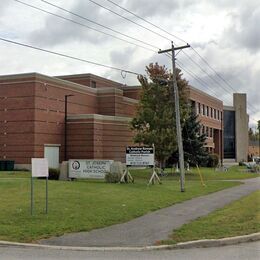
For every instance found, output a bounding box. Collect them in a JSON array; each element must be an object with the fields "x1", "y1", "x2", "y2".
[
  {"x1": 48, "y1": 168, "x2": 60, "y2": 180},
  {"x1": 105, "y1": 171, "x2": 121, "y2": 183},
  {"x1": 239, "y1": 160, "x2": 246, "y2": 166},
  {"x1": 207, "y1": 153, "x2": 219, "y2": 168}
]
